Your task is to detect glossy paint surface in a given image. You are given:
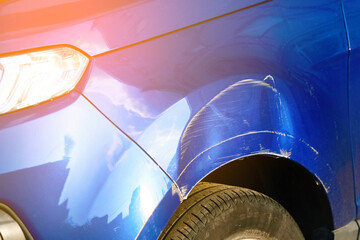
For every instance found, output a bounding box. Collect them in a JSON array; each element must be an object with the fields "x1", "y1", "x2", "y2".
[
  {"x1": 0, "y1": 0, "x2": 358, "y2": 239},
  {"x1": 0, "y1": 92, "x2": 173, "y2": 239},
  {"x1": 83, "y1": 0, "x2": 355, "y2": 229},
  {"x1": 0, "y1": 0, "x2": 265, "y2": 56},
  {"x1": 342, "y1": 0, "x2": 360, "y2": 218},
  {"x1": 137, "y1": 186, "x2": 181, "y2": 240}
]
